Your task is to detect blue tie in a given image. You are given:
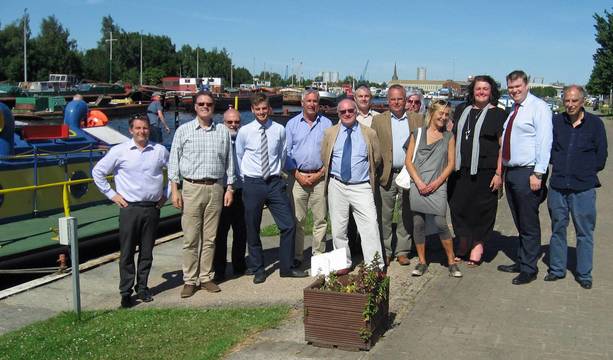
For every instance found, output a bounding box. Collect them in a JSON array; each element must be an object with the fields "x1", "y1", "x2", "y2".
[{"x1": 341, "y1": 127, "x2": 353, "y2": 182}]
